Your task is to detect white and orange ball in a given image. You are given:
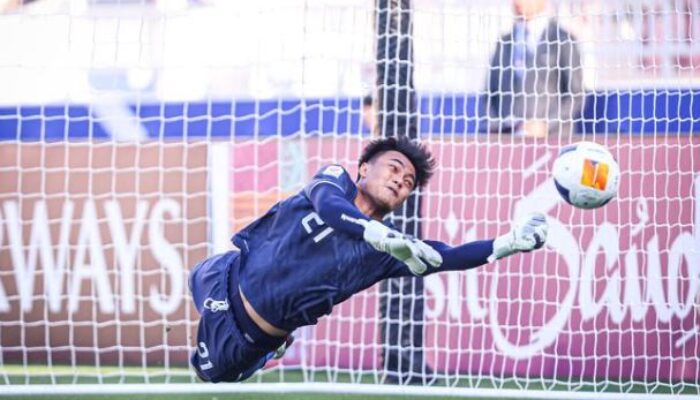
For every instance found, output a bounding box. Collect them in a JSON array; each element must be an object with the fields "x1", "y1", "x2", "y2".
[{"x1": 552, "y1": 141, "x2": 620, "y2": 209}]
